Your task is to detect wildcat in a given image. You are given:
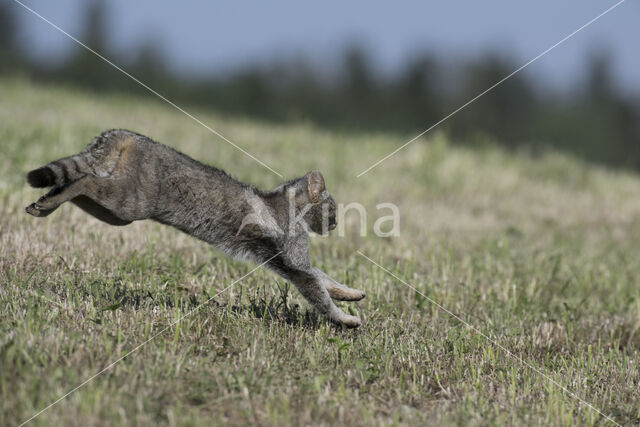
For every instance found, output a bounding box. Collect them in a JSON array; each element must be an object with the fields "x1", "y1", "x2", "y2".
[{"x1": 25, "y1": 129, "x2": 364, "y2": 327}]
